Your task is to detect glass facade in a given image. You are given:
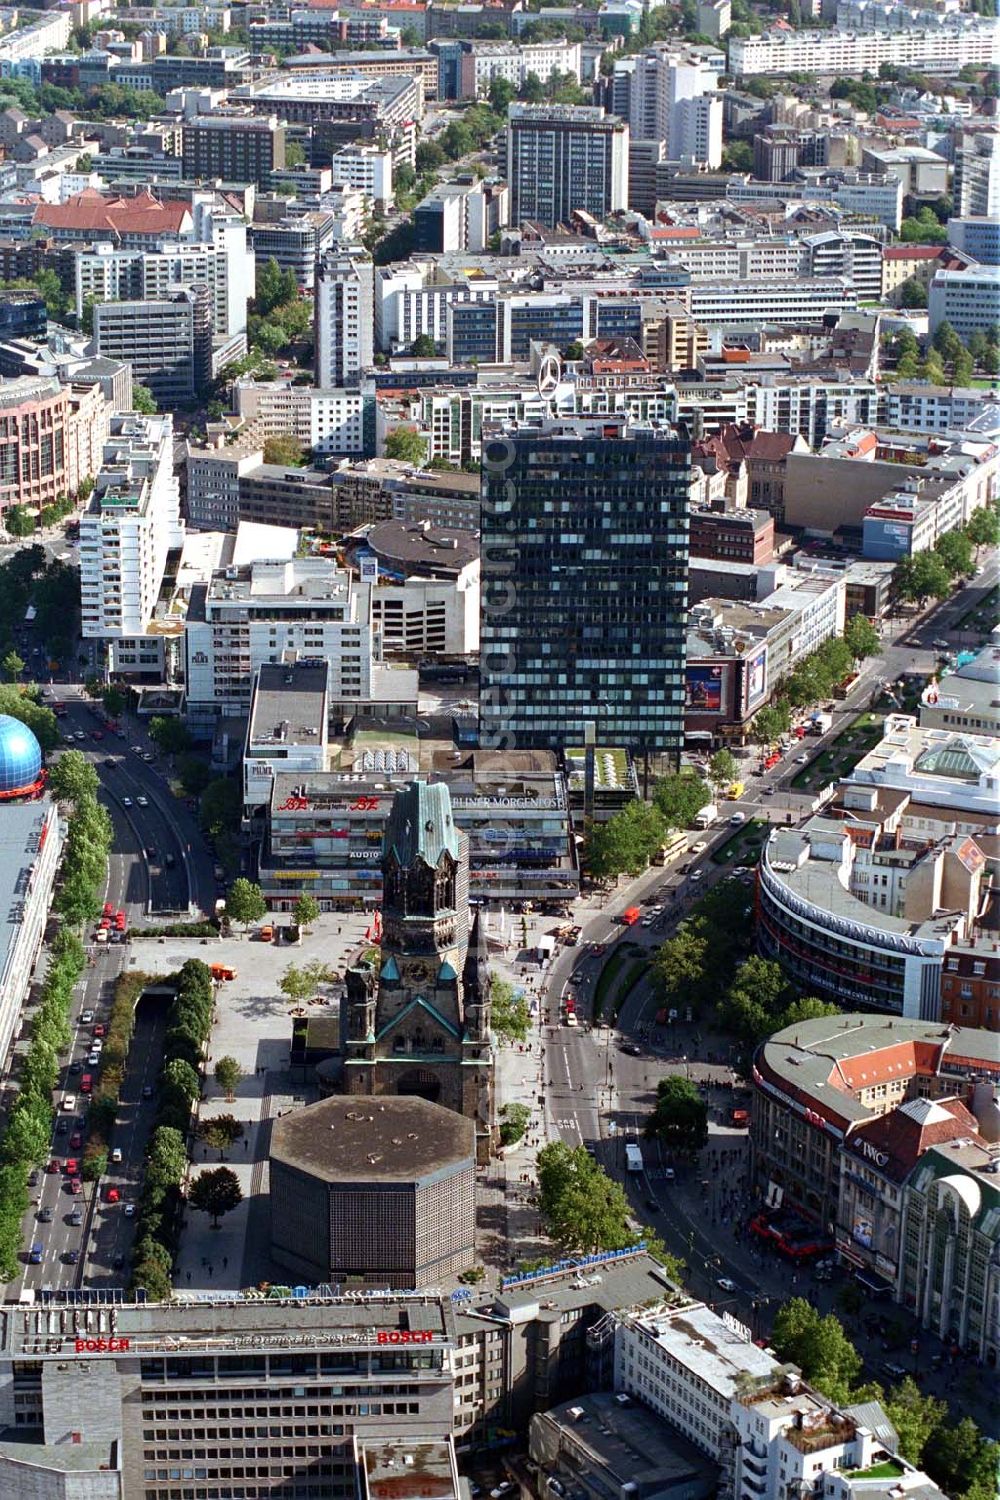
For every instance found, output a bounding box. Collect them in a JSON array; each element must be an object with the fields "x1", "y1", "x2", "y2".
[{"x1": 479, "y1": 419, "x2": 690, "y2": 759}]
